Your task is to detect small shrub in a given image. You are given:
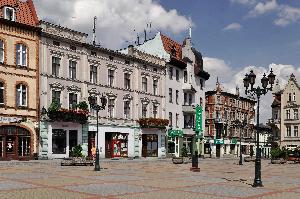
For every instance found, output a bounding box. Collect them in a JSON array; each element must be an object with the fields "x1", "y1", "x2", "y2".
[
  {"x1": 70, "y1": 145, "x2": 83, "y2": 157},
  {"x1": 181, "y1": 146, "x2": 188, "y2": 157}
]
